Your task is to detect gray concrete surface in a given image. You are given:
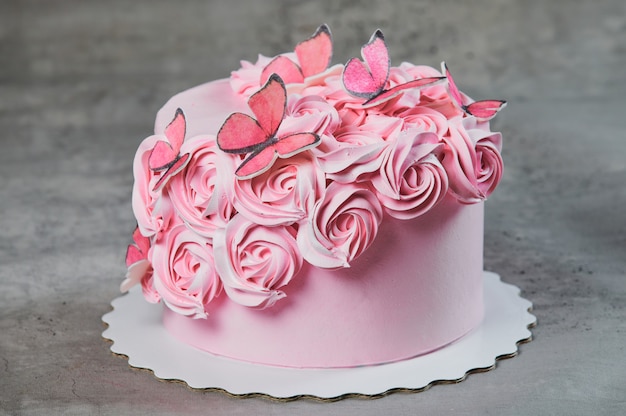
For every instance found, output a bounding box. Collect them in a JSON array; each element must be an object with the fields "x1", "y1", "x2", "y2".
[{"x1": 1, "y1": 0, "x2": 625, "y2": 414}]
